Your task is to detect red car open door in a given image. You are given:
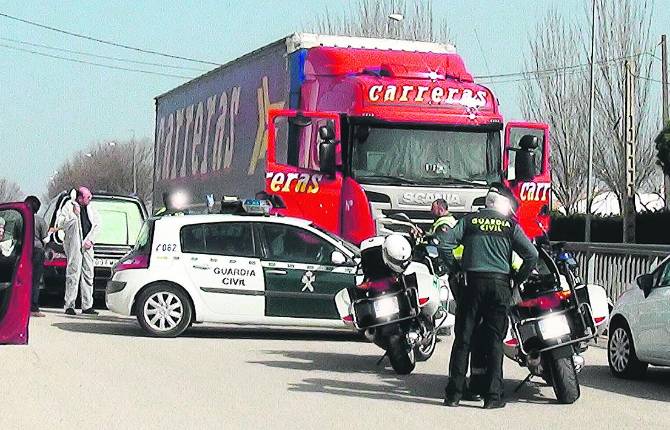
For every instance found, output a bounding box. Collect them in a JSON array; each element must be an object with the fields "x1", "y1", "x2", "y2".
[{"x1": 0, "y1": 202, "x2": 33, "y2": 344}]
